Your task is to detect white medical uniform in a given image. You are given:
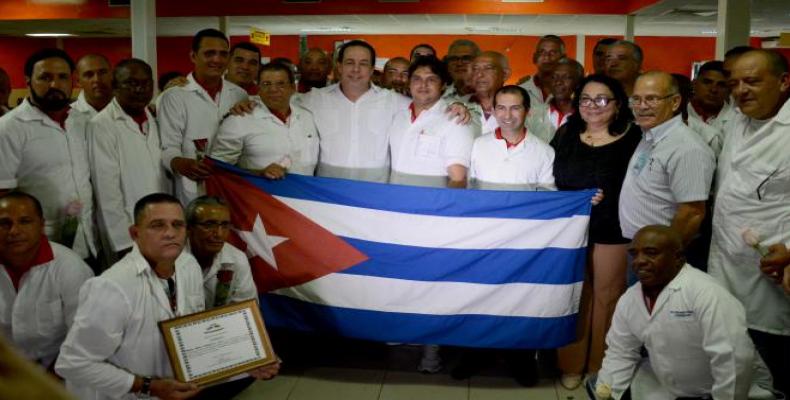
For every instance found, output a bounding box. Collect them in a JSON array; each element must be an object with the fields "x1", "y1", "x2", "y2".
[
  {"x1": 212, "y1": 99, "x2": 318, "y2": 176},
  {"x1": 71, "y1": 91, "x2": 101, "y2": 144},
  {"x1": 295, "y1": 83, "x2": 410, "y2": 182},
  {"x1": 708, "y1": 99, "x2": 790, "y2": 336},
  {"x1": 469, "y1": 130, "x2": 556, "y2": 190},
  {"x1": 56, "y1": 246, "x2": 205, "y2": 400},
  {"x1": 89, "y1": 99, "x2": 169, "y2": 253},
  {"x1": 158, "y1": 73, "x2": 248, "y2": 204},
  {"x1": 0, "y1": 241, "x2": 92, "y2": 365},
  {"x1": 0, "y1": 99, "x2": 96, "y2": 258},
  {"x1": 598, "y1": 265, "x2": 774, "y2": 400},
  {"x1": 187, "y1": 242, "x2": 257, "y2": 309},
  {"x1": 388, "y1": 99, "x2": 475, "y2": 187},
  {"x1": 526, "y1": 102, "x2": 571, "y2": 144}
]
